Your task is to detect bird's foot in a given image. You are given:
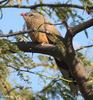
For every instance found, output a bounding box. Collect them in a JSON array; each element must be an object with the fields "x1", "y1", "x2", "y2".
[{"x1": 41, "y1": 42, "x2": 48, "y2": 46}]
